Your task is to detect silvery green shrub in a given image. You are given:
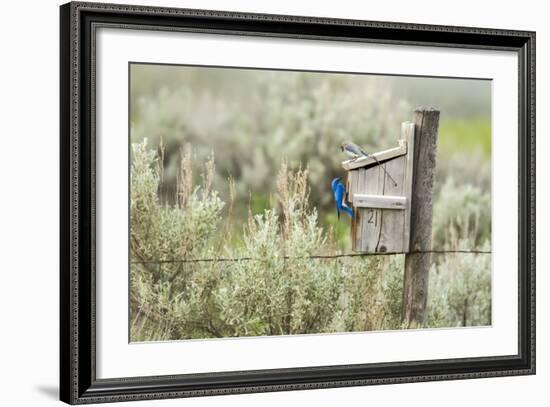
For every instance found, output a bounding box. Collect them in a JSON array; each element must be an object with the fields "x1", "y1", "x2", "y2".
[
  {"x1": 130, "y1": 143, "x2": 491, "y2": 341},
  {"x1": 131, "y1": 71, "x2": 411, "y2": 218}
]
